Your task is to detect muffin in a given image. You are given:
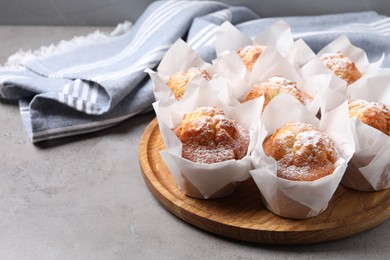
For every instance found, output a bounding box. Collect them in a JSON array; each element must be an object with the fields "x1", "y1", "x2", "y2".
[
  {"x1": 175, "y1": 106, "x2": 249, "y2": 163},
  {"x1": 319, "y1": 52, "x2": 362, "y2": 84},
  {"x1": 242, "y1": 76, "x2": 312, "y2": 110},
  {"x1": 237, "y1": 44, "x2": 267, "y2": 72},
  {"x1": 349, "y1": 99, "x2": 390, "y2": 136},
  {"x1": 167, "y1": 67, "x2": 211, "y2": 100},
  {"x1": 263, "y1": 122, "x2": 340, "y2": 181}
]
